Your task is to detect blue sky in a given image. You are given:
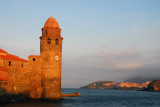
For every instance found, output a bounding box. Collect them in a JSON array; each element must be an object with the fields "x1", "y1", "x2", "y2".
[{"x1": 0, "y1": 0, "x2": 160, "y2": 88}]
